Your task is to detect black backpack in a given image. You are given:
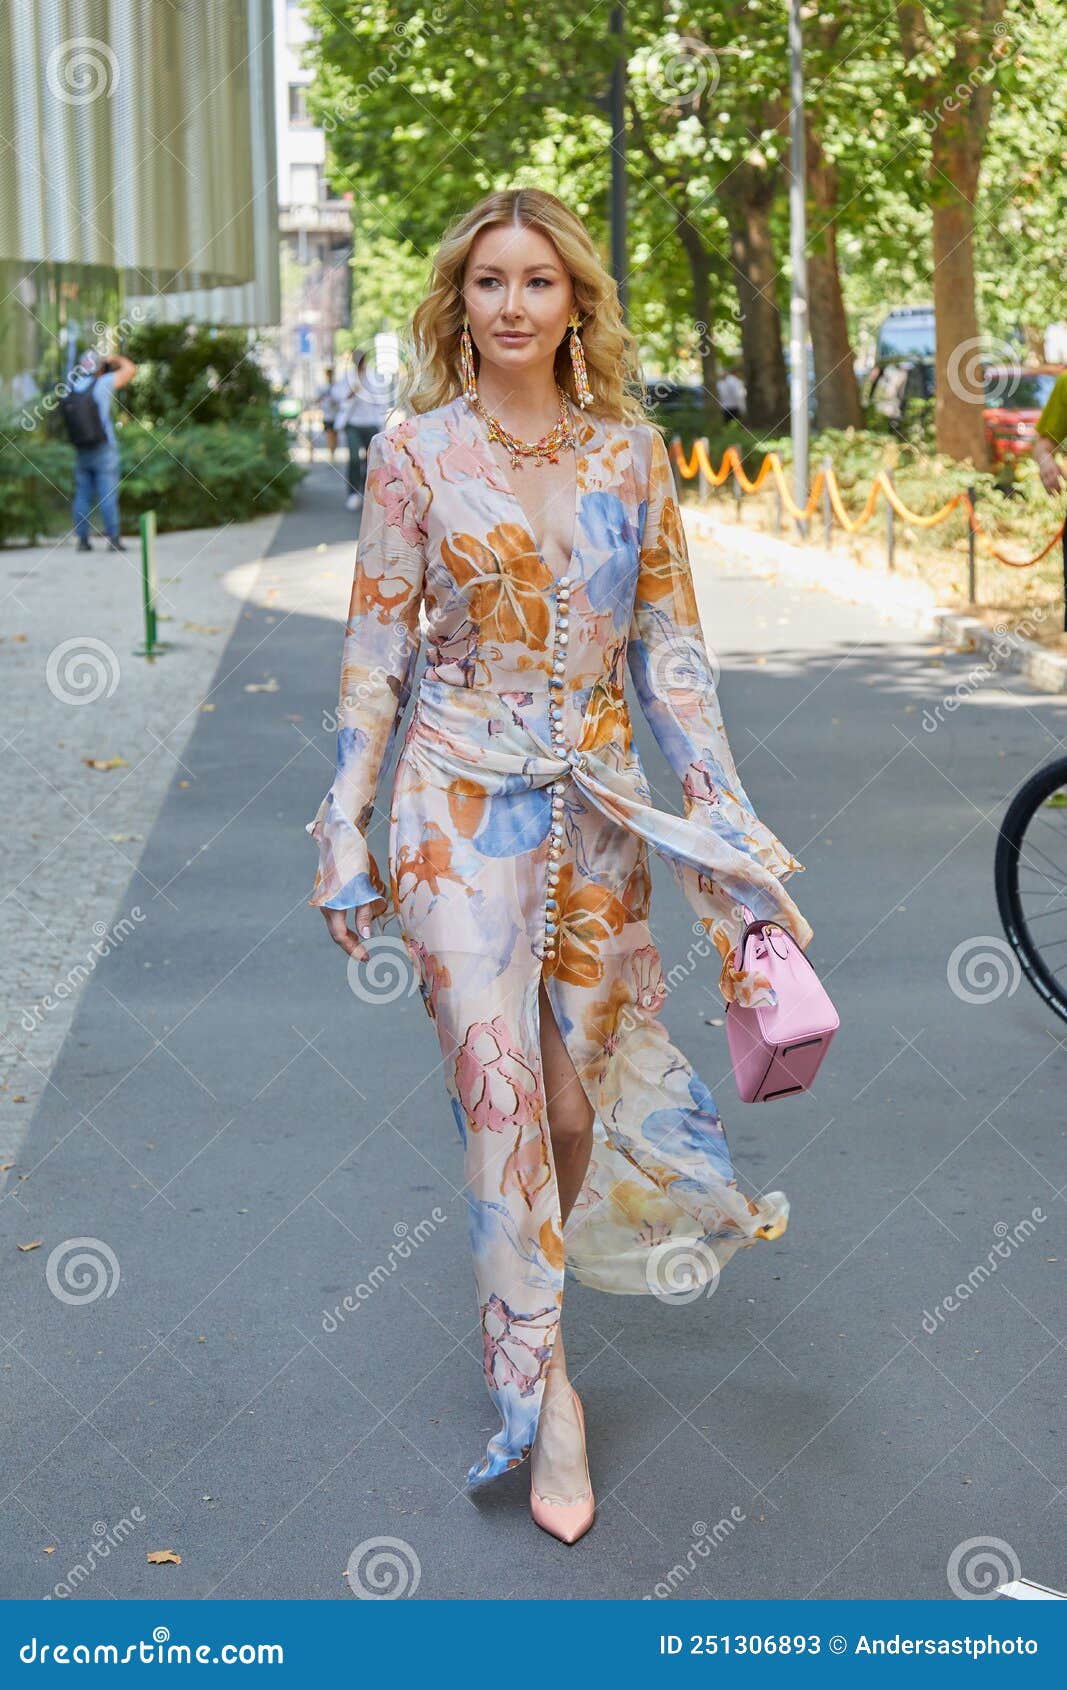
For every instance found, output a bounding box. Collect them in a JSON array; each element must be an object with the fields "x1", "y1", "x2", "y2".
[{"x1": 59, "y1": 372, "x2": 108, "y2": 449}]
